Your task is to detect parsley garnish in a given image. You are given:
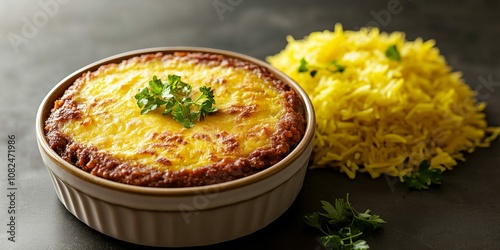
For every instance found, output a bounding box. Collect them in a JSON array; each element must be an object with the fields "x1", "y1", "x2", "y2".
[
  {"x1": 298, "y1": 58, "x2": 310, "y2": 73},
  {"x1": 298, "y1": 58, "x2": 345, "y2": 77},
  {"x1": 134, "y1": 75, "x2": 217, "y2": 128},
  {"x1": 403, "y1": 160, "x2": 443, "y2": 190},
  {"x1": 385, "y1": 44, "x2": 401, "y2": 61},
  {"x1": 304, "y1": 194, "x2": 386, "y2": 250}
]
